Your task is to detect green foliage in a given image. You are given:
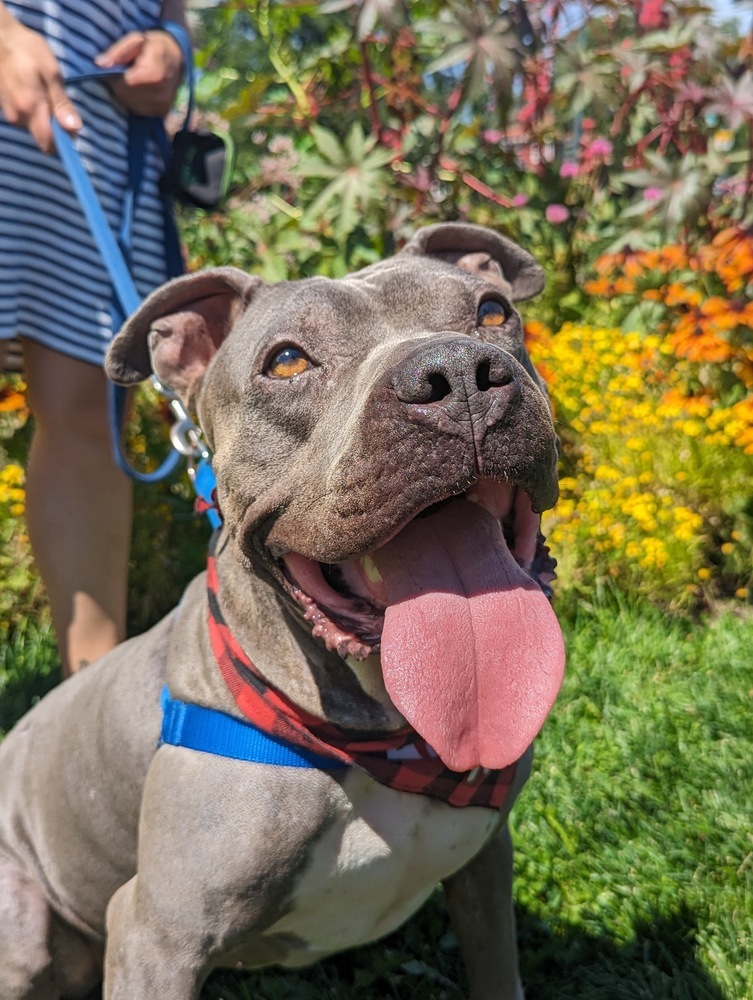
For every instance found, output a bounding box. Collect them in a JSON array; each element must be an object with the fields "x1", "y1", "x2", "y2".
[
  {"x1": 298, "y1": 122, "x2": 394, "y2": 240},
  {"x1": 184, "y1": 0, "x2": 753, "y2": 311},
  {"x1": 0, "y1": 619, "x2": 58, "y2": 737},
  {"x1": 513, "y1": 598, "x2": 753, "y2": 999}
]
